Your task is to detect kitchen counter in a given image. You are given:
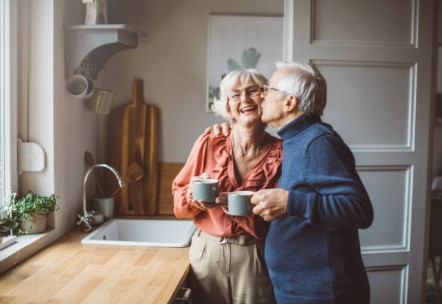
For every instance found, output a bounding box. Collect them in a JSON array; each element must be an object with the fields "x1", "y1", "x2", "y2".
[{"x1": 0, "y1": 230, "x2": 190, "y2": 303}]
